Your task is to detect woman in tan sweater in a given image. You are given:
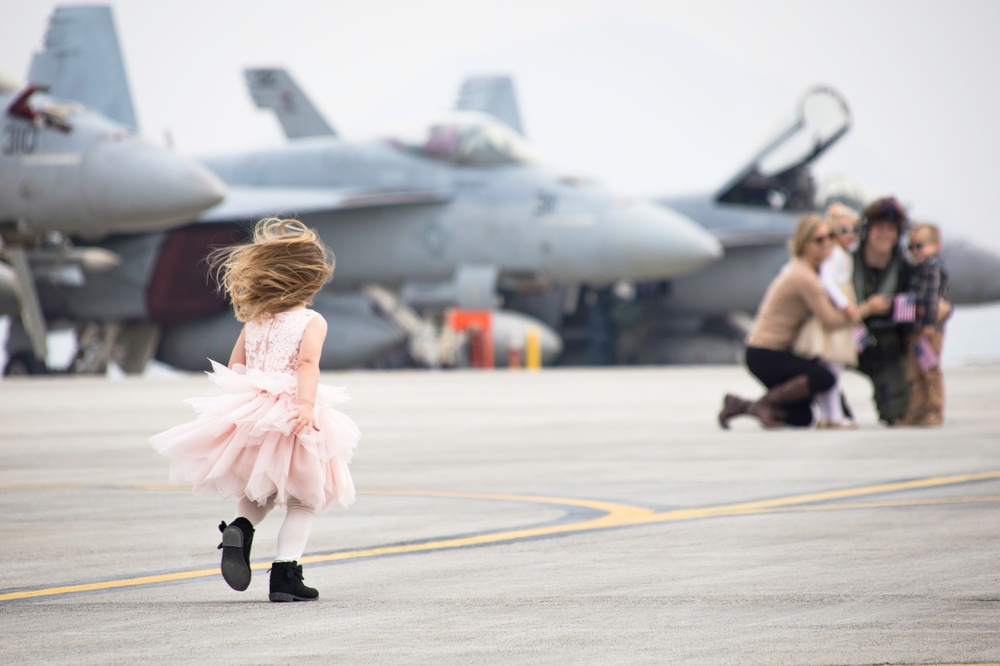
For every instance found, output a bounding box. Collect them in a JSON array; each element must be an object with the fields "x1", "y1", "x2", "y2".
[{"x1": 719, "y1": 214, "x2": 889, "y2": 428}]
